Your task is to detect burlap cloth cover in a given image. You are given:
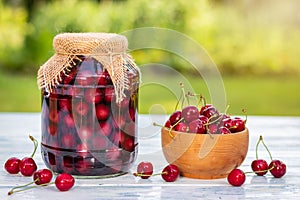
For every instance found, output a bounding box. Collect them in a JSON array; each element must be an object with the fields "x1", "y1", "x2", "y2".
[{"x1": 37, "y1": 33, "x2": 140, "y2": 103}]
